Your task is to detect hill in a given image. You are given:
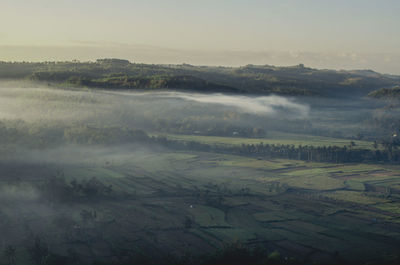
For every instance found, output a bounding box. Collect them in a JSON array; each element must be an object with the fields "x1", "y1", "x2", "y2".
[
  {"x1": 368, "y1": 86, "x2": 400, "y2": 99},
  {"x1": 1, "y1": 59, "x2": 399, "y2": 97}
]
